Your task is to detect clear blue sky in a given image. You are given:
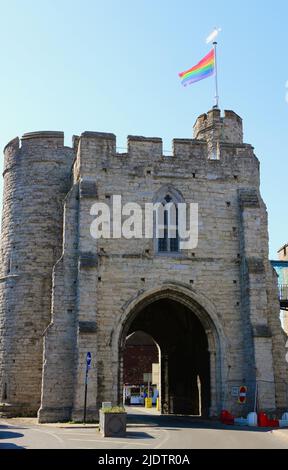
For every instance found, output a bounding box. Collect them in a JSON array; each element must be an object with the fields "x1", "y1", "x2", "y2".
[{"x1": 0, "y1": 0, "x2": 287, "y2": 257}]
